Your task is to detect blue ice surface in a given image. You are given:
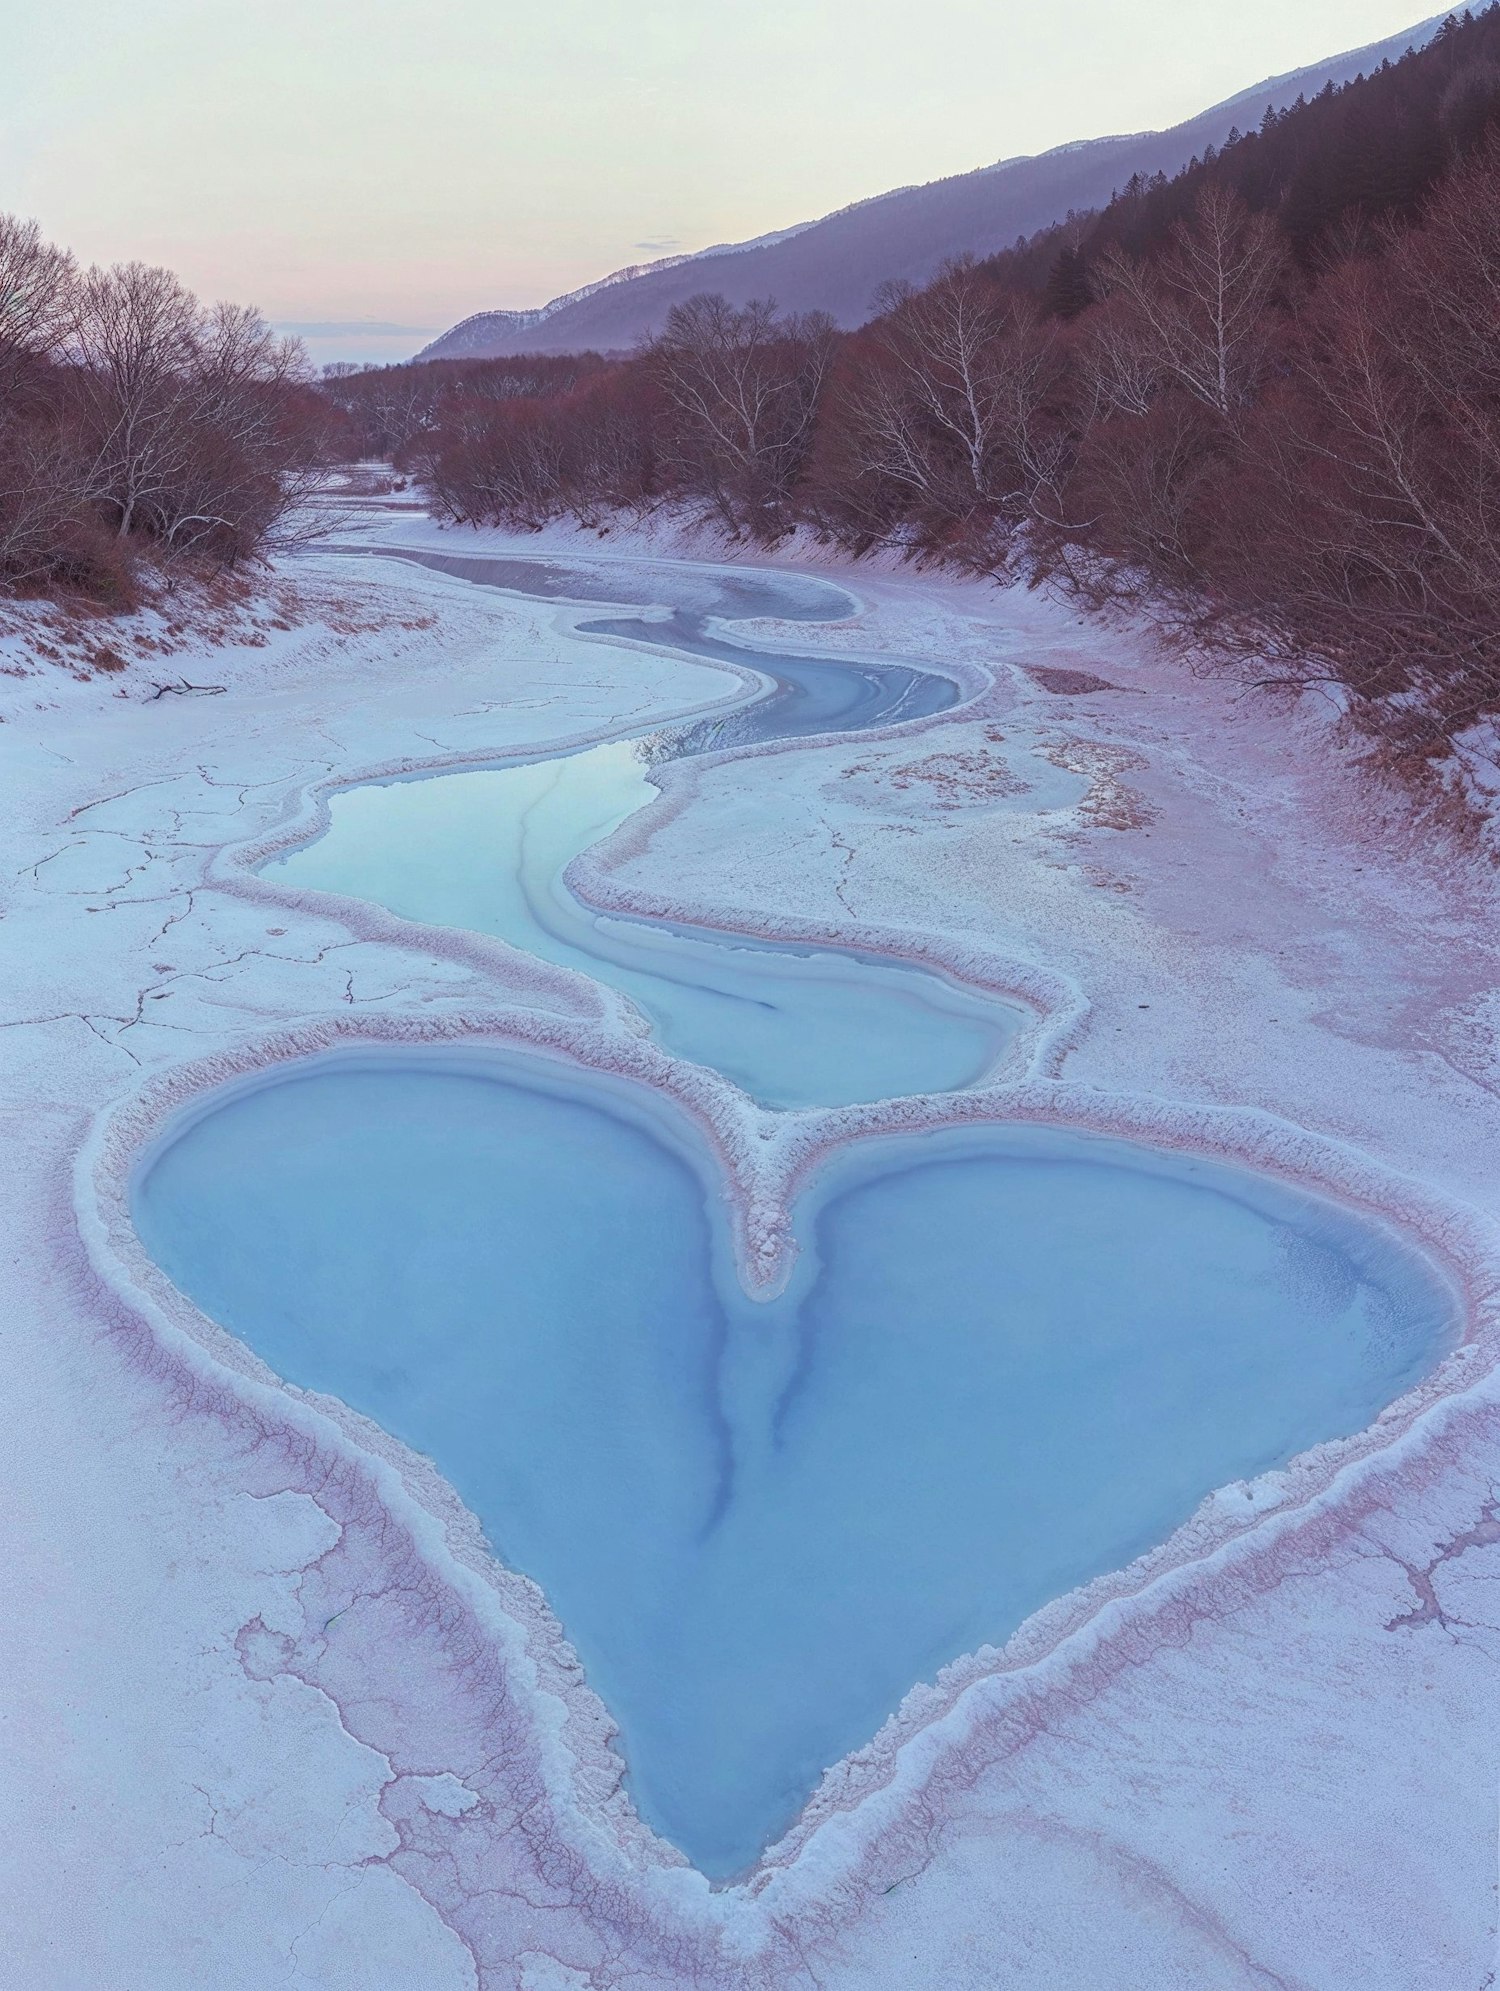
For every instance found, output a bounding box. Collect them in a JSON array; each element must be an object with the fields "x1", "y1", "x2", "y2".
[
  {"x1": 132, "y1": 1048, "x2": 1458, "y2": 1879},
  {"x1": 264, "y1": 552, "x2": 1044, "y2": 1109},
  {"x1": 366, "y1": 546, "x2": 860, "y2": 623},
  {"x1": 266, "y1": 738, "x2": 1025, "y2": 1107}
]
